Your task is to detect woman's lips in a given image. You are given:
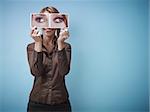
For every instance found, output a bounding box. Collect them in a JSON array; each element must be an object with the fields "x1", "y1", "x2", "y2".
[
  {"x1": 43, "y1": 28, "x2": 53, "y2": 32},
  {"x1": 43, "y1": 28, "x2": 55, "y2": 35},
  {"x1": 44, "y1": 29, "x2": 52, "y2": 32},
  {"x1": 46, "y1": 30, "x2": 52, "y2": 32}
]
